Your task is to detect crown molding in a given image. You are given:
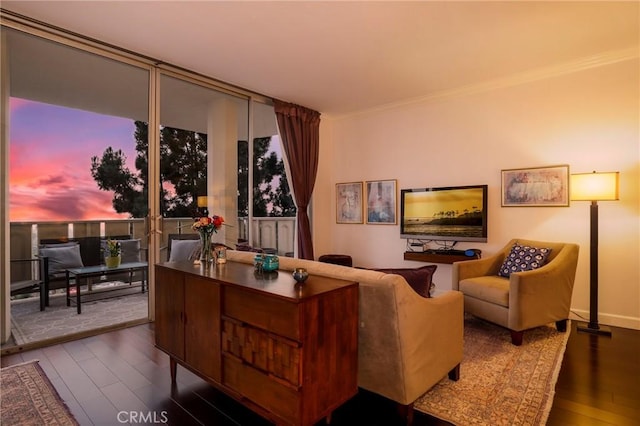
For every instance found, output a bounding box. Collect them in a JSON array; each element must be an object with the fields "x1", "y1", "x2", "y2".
[{"x1": 331, "y1": 46, "x2": 639, "y2": 122}]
